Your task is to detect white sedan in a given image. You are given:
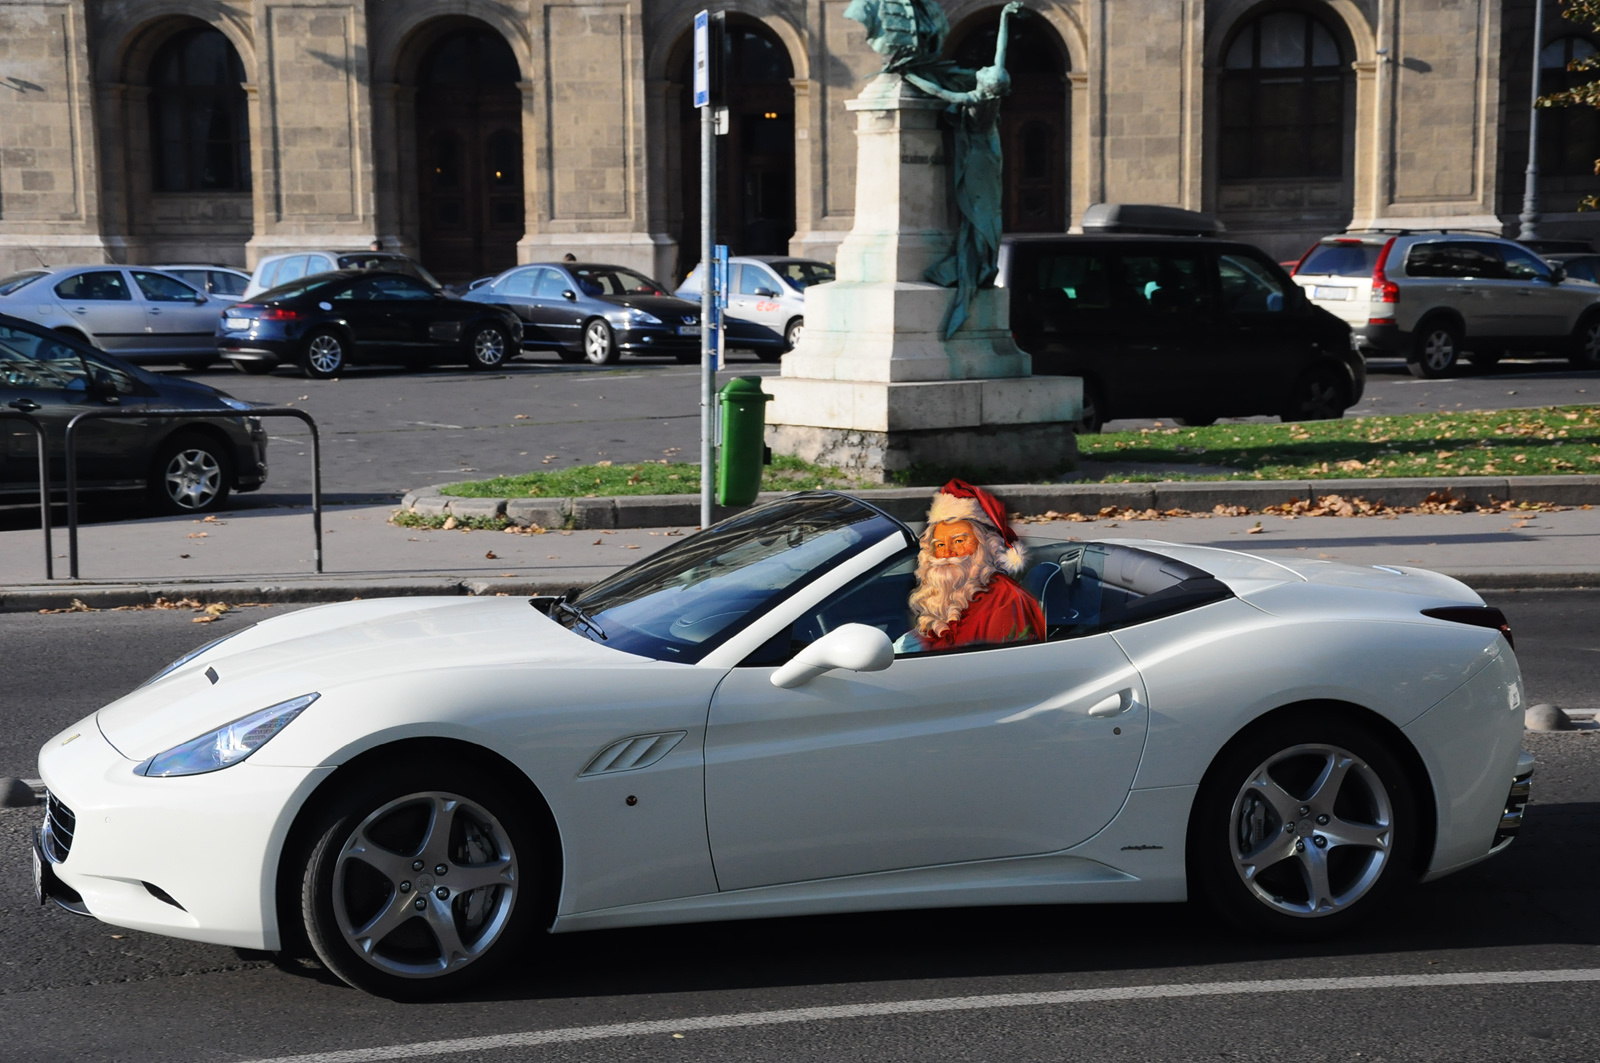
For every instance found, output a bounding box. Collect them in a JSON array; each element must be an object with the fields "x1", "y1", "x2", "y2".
[{"x1": 34, "y1": 493, "x2": 1532, "y2": 998}]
